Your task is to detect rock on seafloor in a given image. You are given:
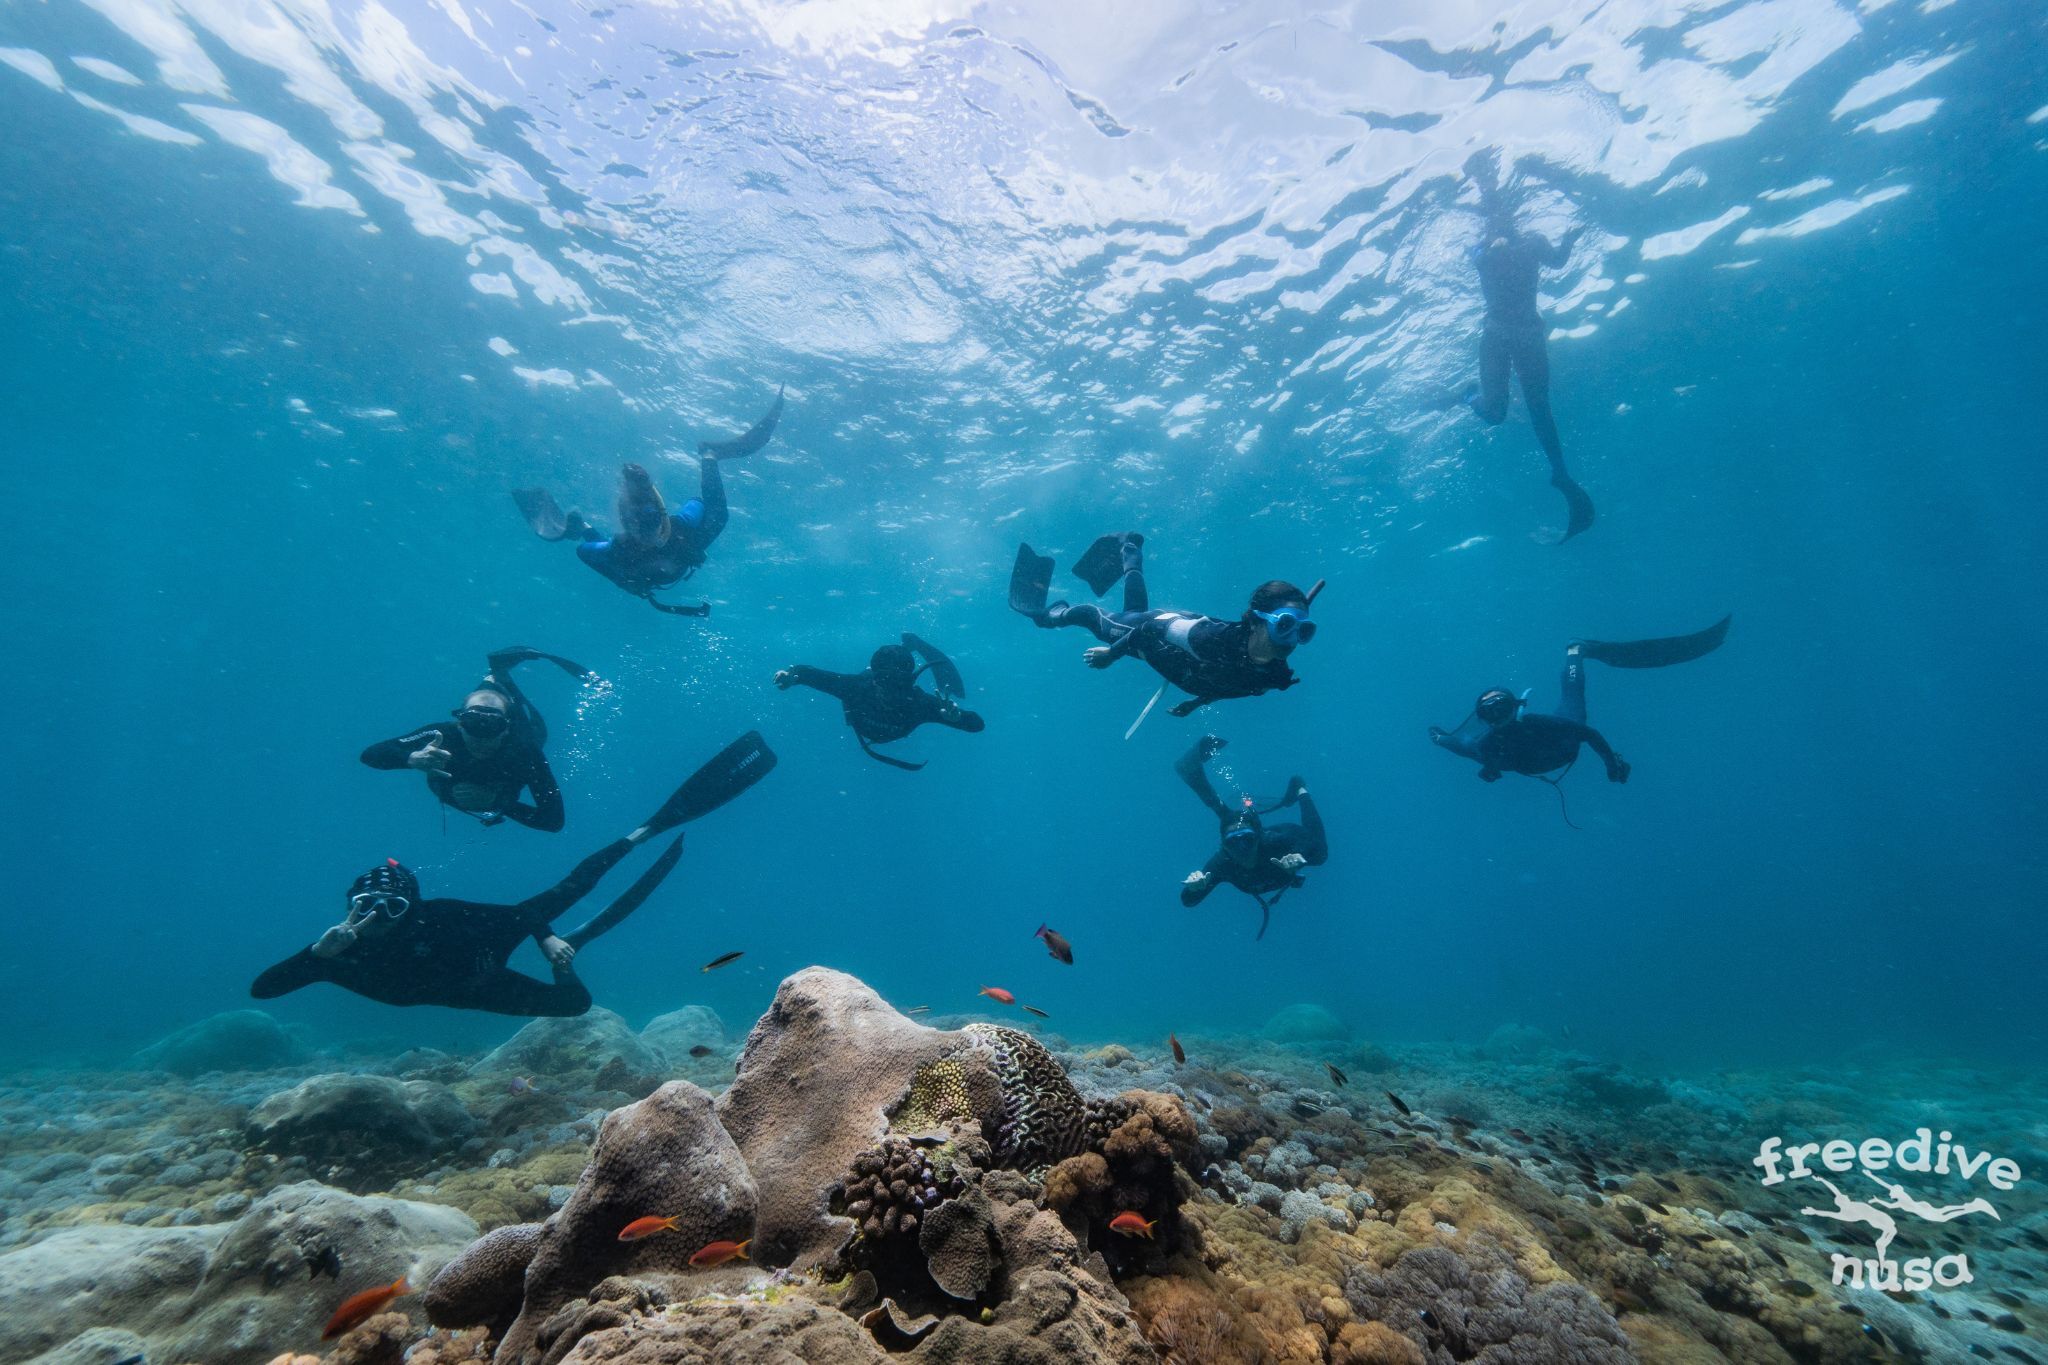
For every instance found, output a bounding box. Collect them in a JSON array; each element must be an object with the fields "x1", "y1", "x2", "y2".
[
  {"x1": 247, "y1": 1073, "x2": 477, "y2": 1192},
  {"x1": 132, "y1": 1008, "x2": 305, "y2": 1076},
  {"x1": 0, "y1": 1182, "x2": 477, "y2": 1365}
]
